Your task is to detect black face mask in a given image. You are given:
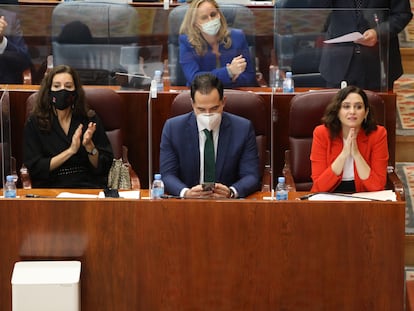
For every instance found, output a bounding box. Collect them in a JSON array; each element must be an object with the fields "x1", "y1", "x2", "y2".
[{"x1": 50, "y1": 89, "x2": 77, "y2": 110}]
